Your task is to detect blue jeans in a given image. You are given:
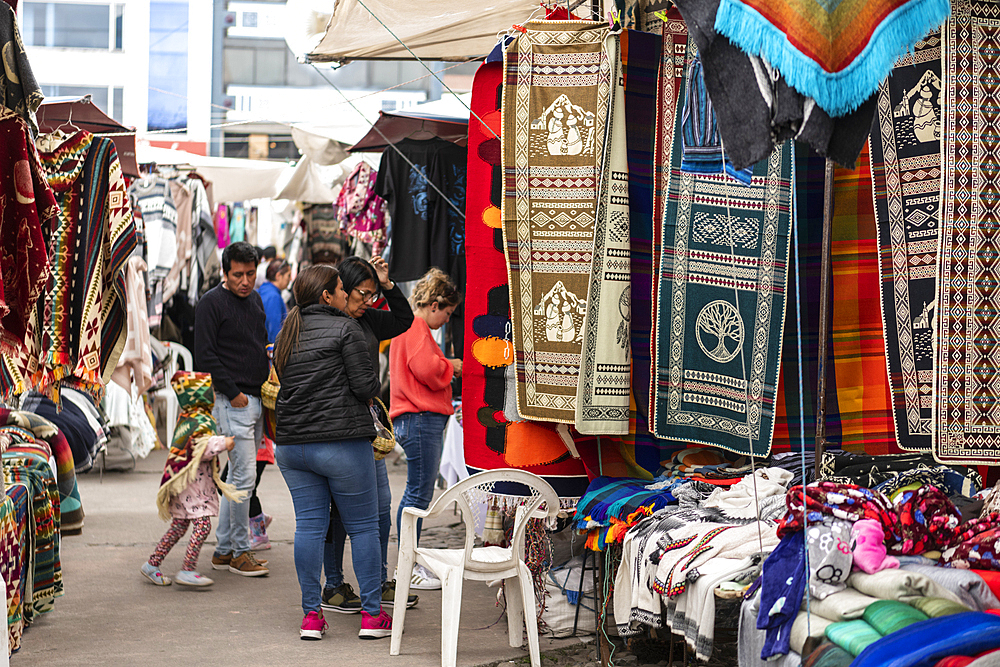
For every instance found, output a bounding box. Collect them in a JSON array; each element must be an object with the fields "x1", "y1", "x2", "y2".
[
  {"x1": 395, "y1": 412, "x2": 449, "y2": 545},
  {"x1": 276, "y1": 439, "x2": 381, "y2": 615},
  {"x1": 212, "y1": 394, "x2": 263, "y2": 557},
  {"x1": 324, "y1": 457, "x2": 390, "y2": 589}
]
